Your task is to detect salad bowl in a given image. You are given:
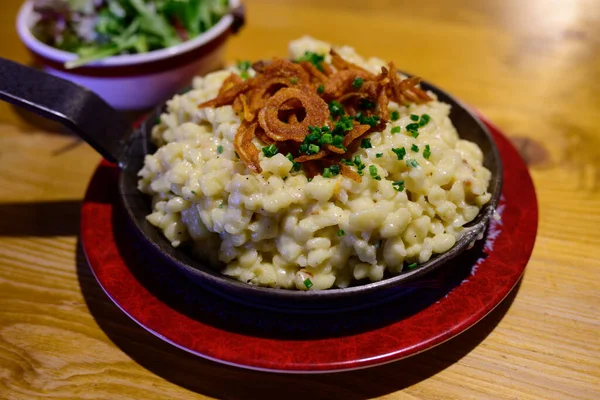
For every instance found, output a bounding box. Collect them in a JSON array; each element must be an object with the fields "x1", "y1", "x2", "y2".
[{"x1": 16, "y1": 0, "x2": 245, "y2": 110}]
